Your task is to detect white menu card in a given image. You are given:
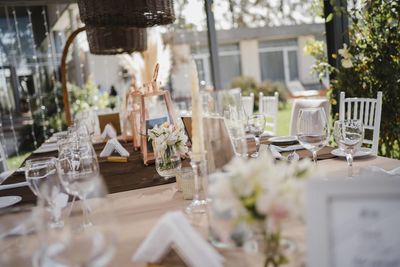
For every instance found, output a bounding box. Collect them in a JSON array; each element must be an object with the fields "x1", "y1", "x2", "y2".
[{"x1": 307, "y1": 177, "x2": 400, "y2": 267}]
